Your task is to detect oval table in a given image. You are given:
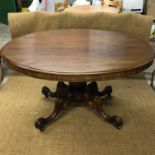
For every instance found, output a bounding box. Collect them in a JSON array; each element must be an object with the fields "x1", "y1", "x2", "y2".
[{"x1": 1, "y1": 29, "x2": 154, "y2": 131}]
